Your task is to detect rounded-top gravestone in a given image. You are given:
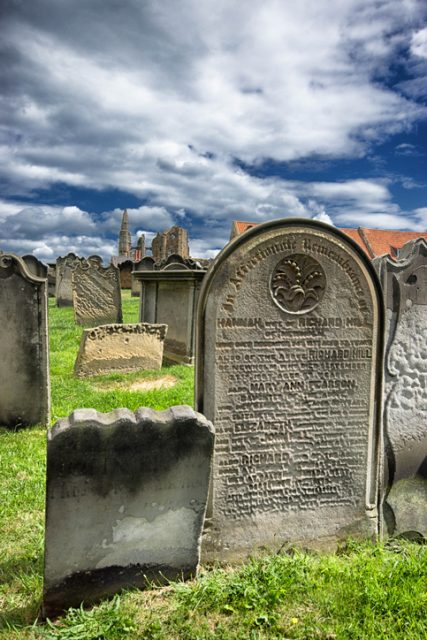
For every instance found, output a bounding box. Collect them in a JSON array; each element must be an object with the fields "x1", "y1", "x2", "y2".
[{"x1": 196, "y1": 218, "x2": 384, "y2": 560}]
